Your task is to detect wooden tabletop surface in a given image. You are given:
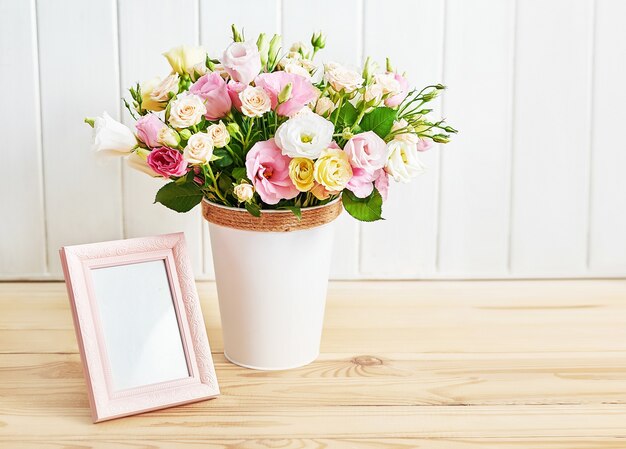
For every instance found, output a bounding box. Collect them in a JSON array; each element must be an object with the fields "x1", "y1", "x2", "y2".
[{"x1": 1, "y1": 280, "x2": 626, "y2": 448}]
